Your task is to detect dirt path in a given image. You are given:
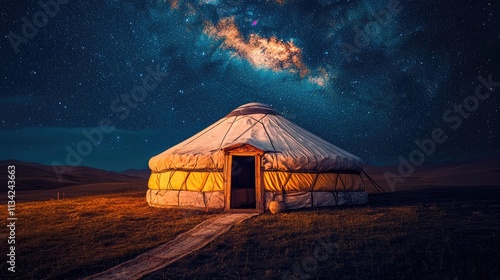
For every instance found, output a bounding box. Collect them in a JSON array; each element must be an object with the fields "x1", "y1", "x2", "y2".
[{"x1": 85, "y1": 213, "x2": 260, "y2": 280}]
